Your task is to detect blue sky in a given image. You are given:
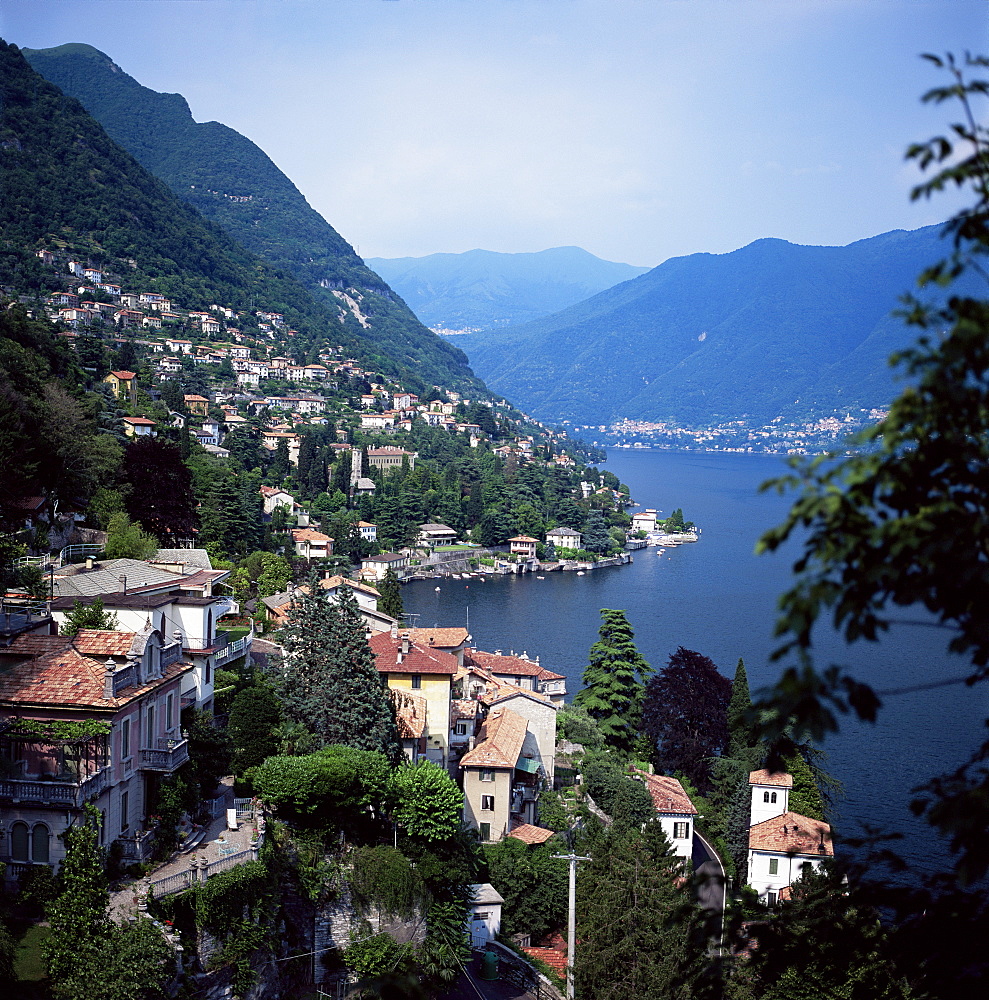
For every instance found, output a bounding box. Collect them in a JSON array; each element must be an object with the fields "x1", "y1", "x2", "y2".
[{"x1": 3, "y1": 1, "x2": 986, "y2": 265}]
